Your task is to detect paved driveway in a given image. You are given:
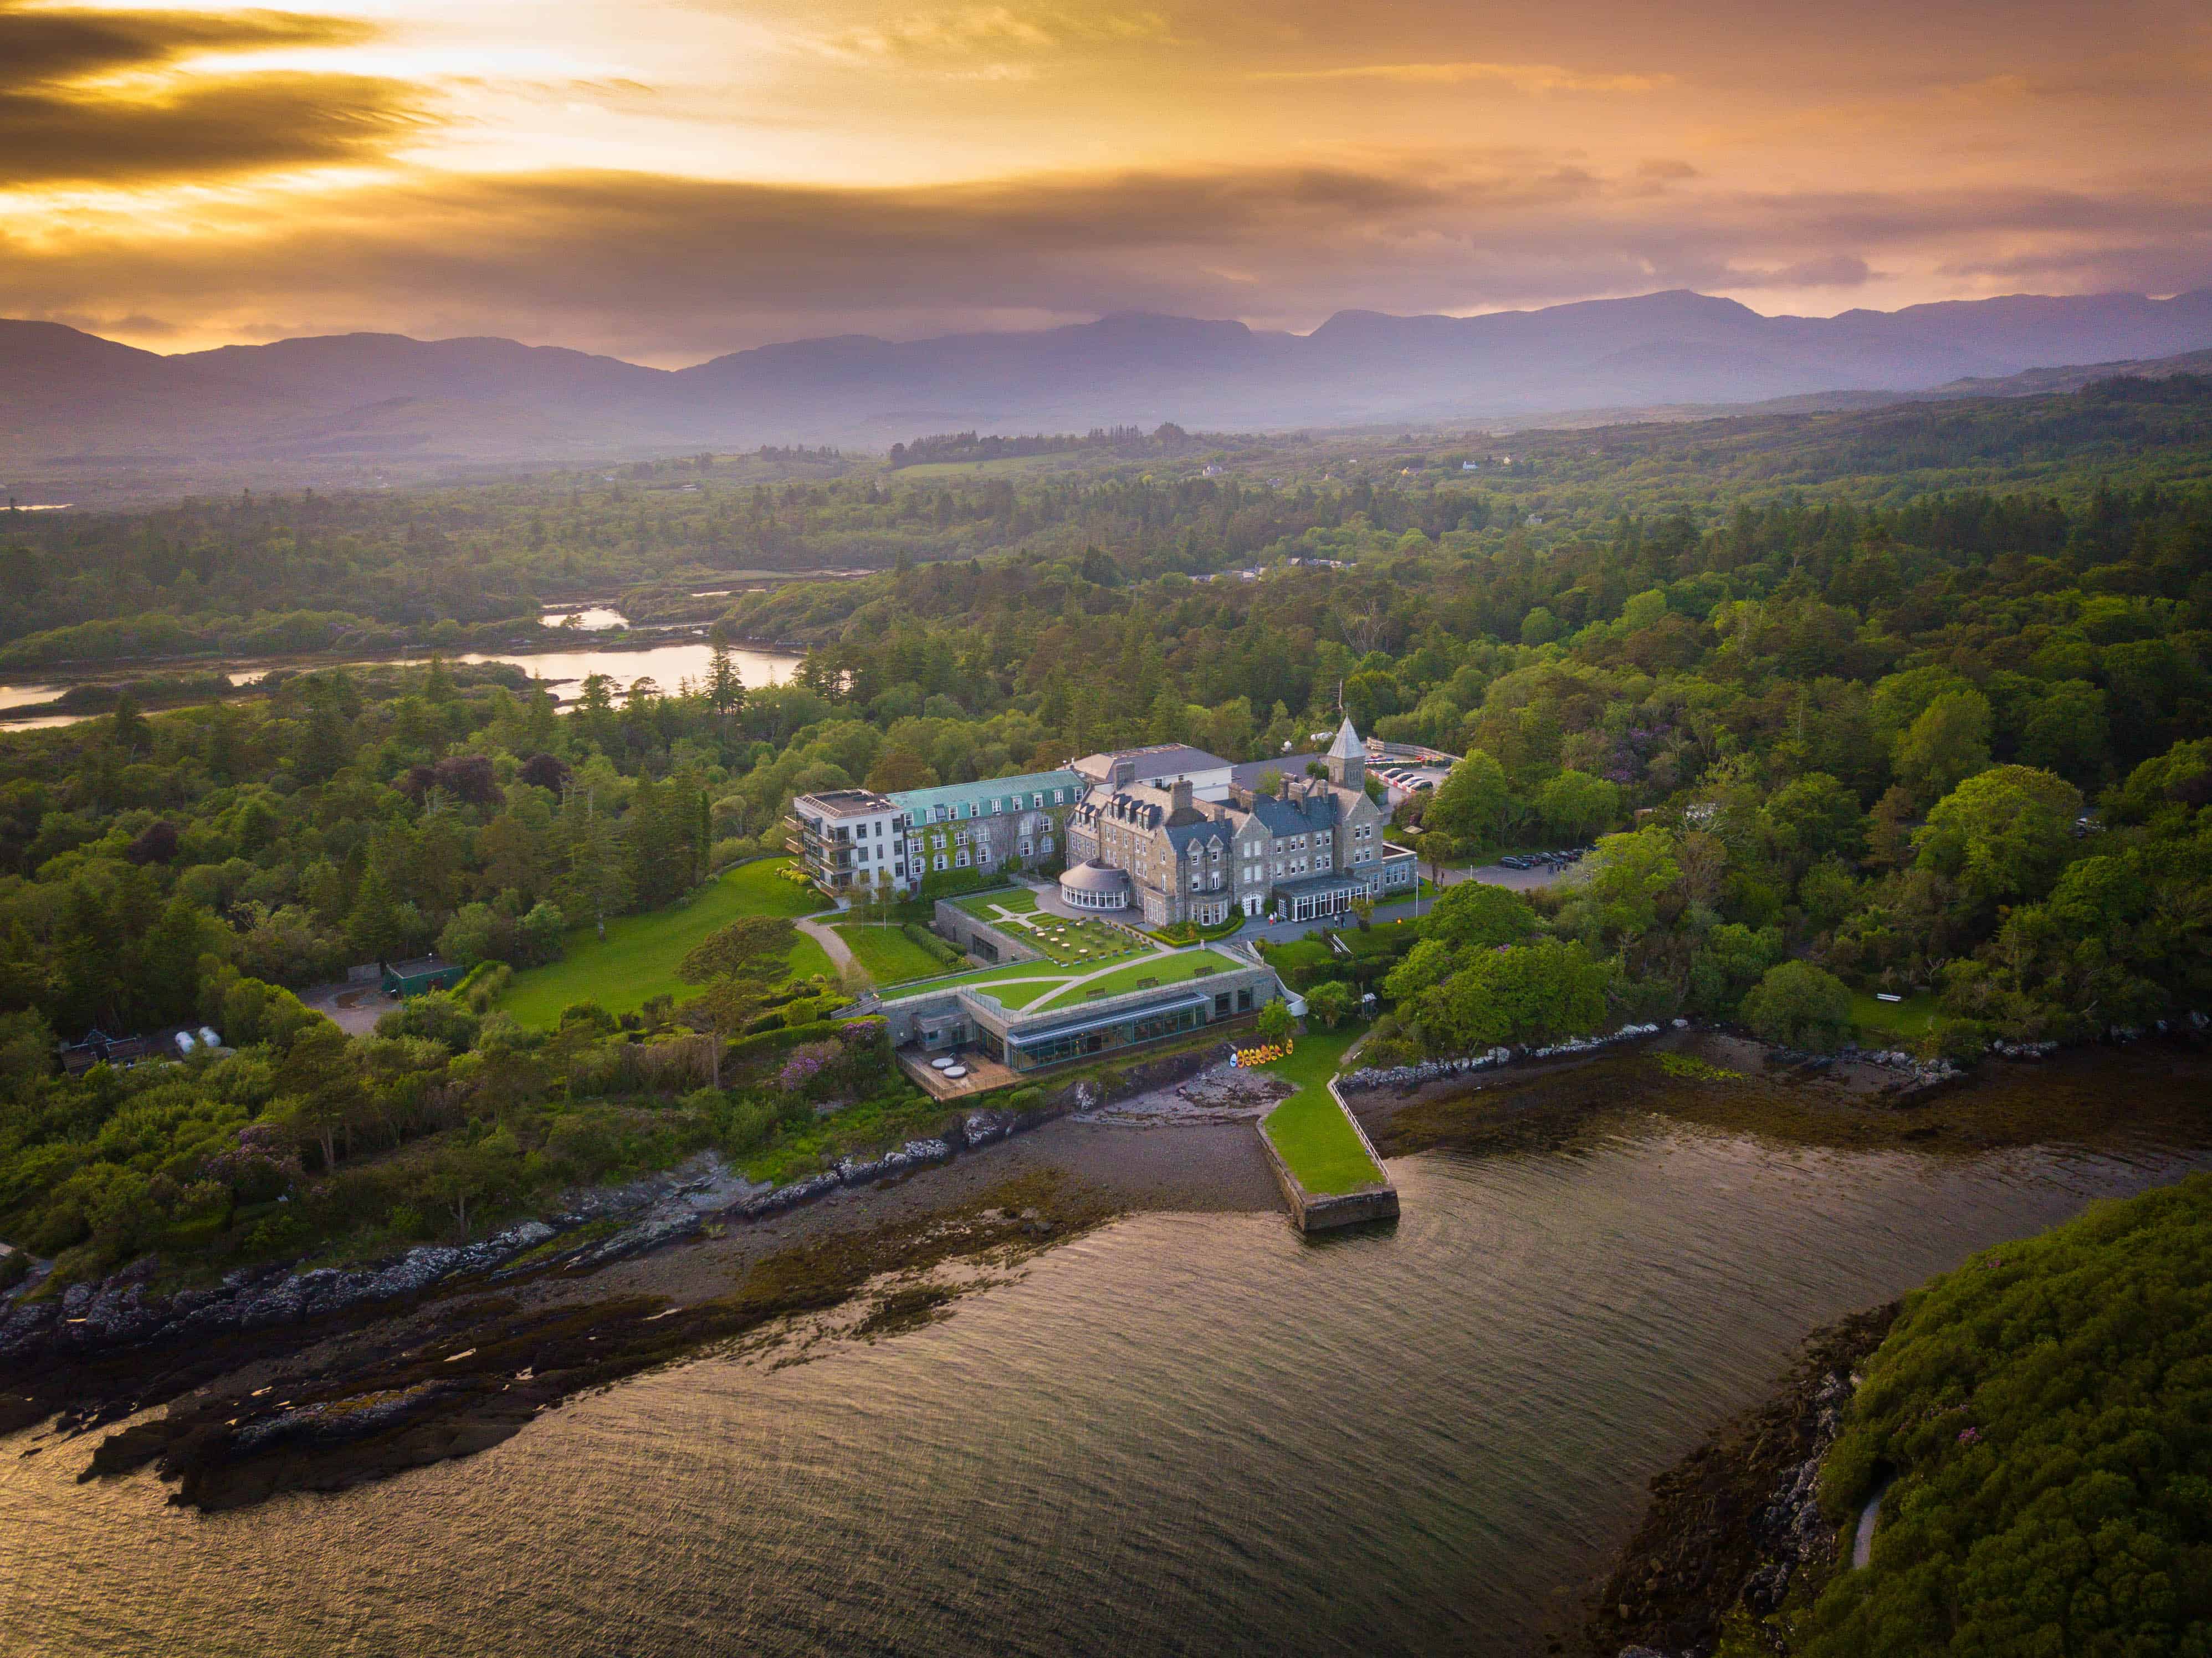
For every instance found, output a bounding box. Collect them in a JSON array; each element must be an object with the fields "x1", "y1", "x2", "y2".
[{"x1": 300, "y1": 980, "x2": 390, "y2": 1036}]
